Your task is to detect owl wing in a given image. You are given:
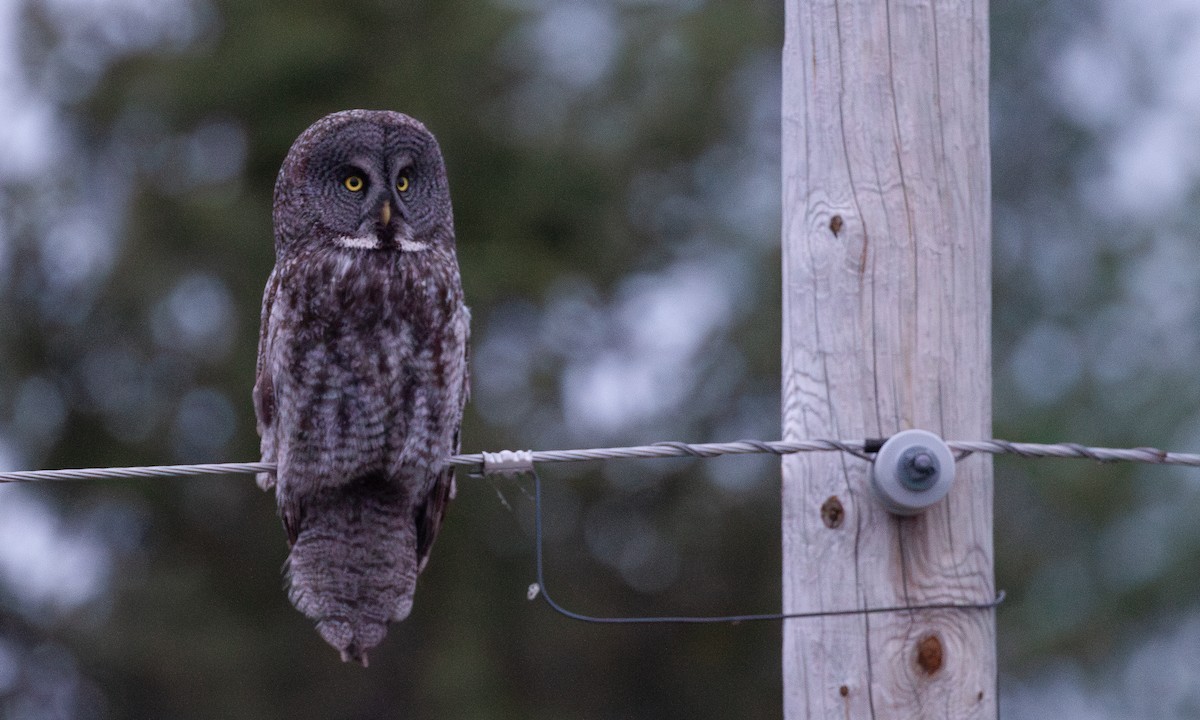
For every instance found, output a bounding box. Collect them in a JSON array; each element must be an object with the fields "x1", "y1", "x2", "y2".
[
  {"x1": 415, "y1": 462, "x2": 454, "y2": 573},
  {"x1": 253, "y1": 266, "x2": 283, "y2": 493},
  {"x1": 415, "y1": 311, "x2": 470, "y2": 572}
]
